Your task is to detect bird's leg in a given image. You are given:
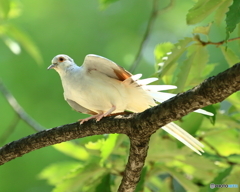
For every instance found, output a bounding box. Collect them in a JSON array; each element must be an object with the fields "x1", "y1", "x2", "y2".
[
  {"x1": 103, "y1": 105, "x2": 116, "y2": 117},
  {"x1": 95, "y1": 105, "x2": 116, "y2": 121},
  {"x1": 79, "y1": 112, "x2": 104, "y2": 124},
  {"x1": 79, "y1": 106, "x2": 116, "y2": 124}
]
